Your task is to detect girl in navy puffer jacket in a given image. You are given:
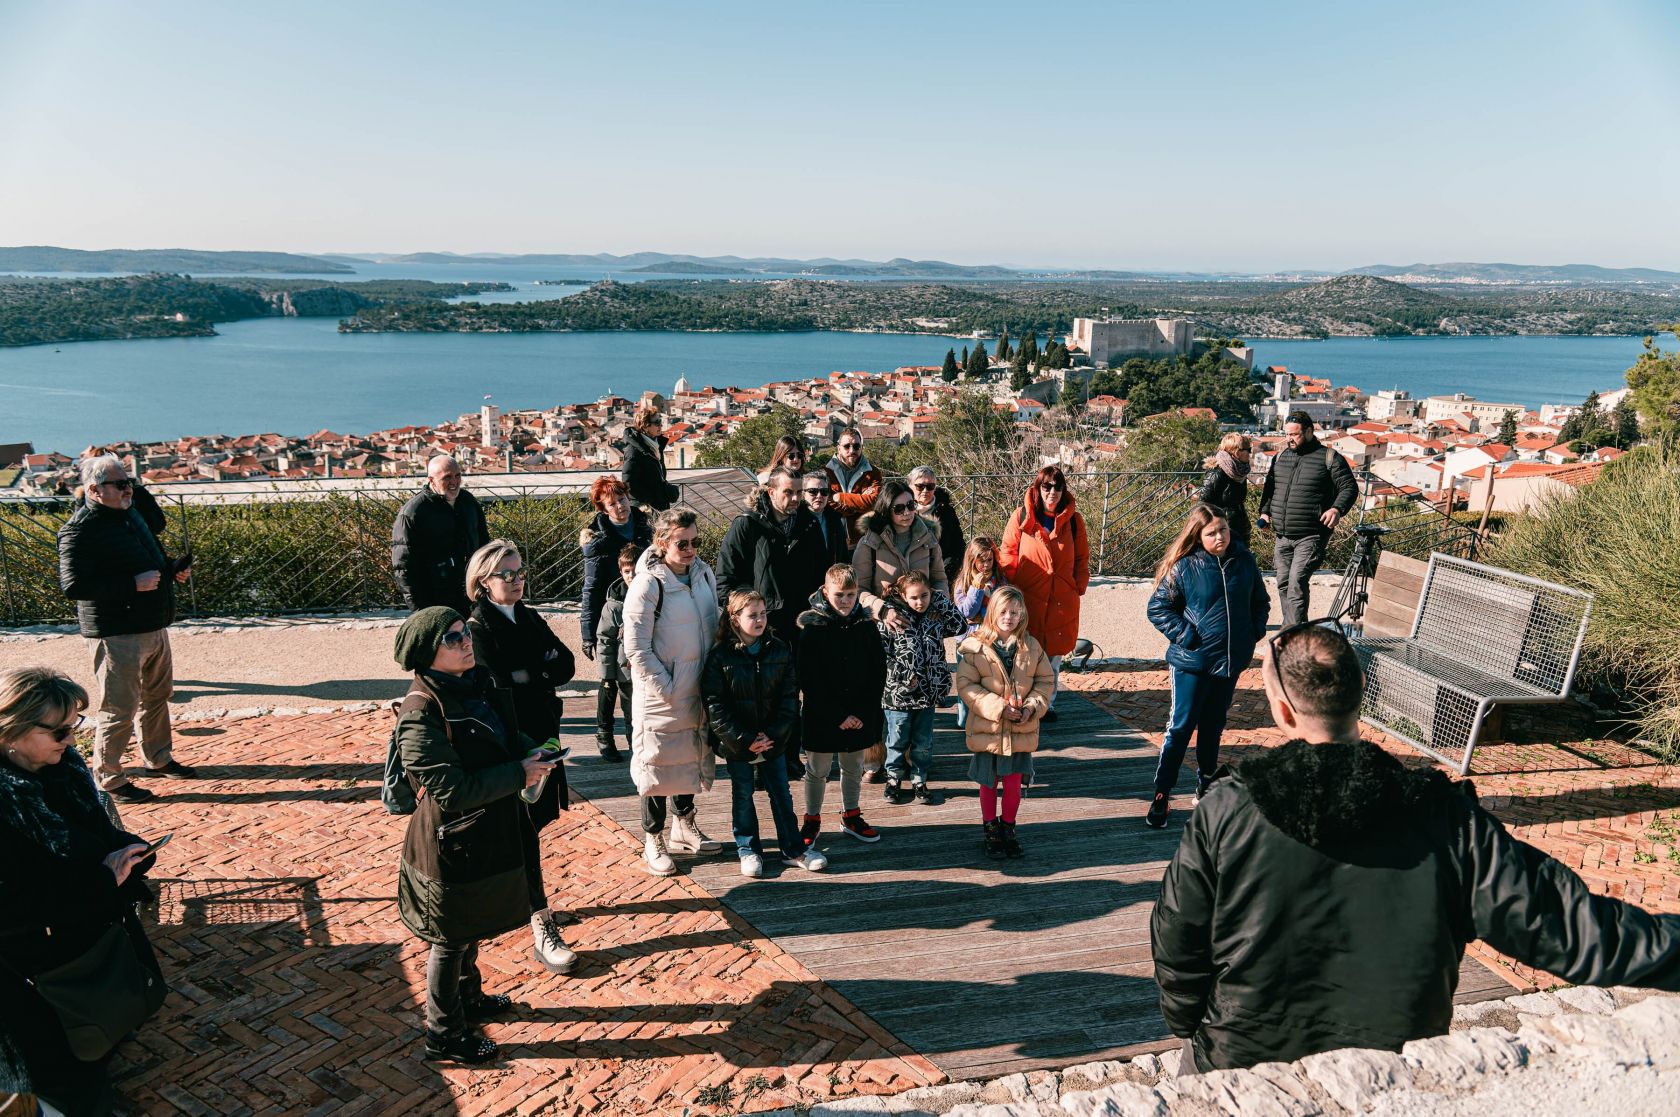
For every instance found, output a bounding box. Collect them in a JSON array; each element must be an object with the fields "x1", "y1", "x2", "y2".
[{"x1": 1144, "y1": 504, "x2": 1269, "y2": 828}]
